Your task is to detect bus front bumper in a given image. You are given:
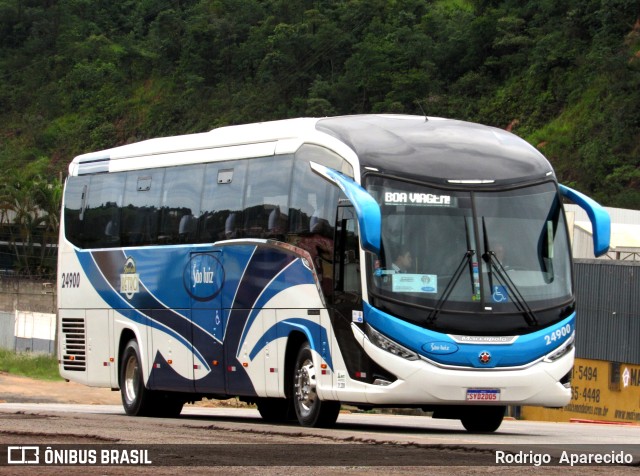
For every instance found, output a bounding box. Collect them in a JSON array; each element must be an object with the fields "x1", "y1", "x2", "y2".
[{"x1": 357, "y1": 330, "x2": 573, "y2": 408}]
